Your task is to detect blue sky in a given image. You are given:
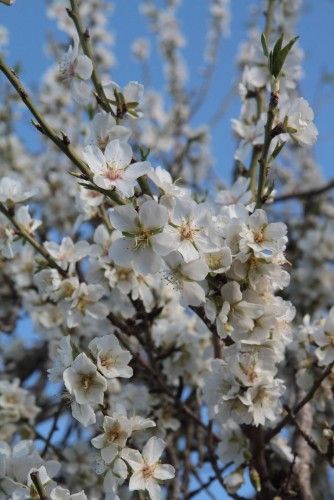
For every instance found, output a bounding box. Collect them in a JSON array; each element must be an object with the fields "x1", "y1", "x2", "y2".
[{"x1": 1, "y1": 1, "x2": 334, "y2": 498}]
